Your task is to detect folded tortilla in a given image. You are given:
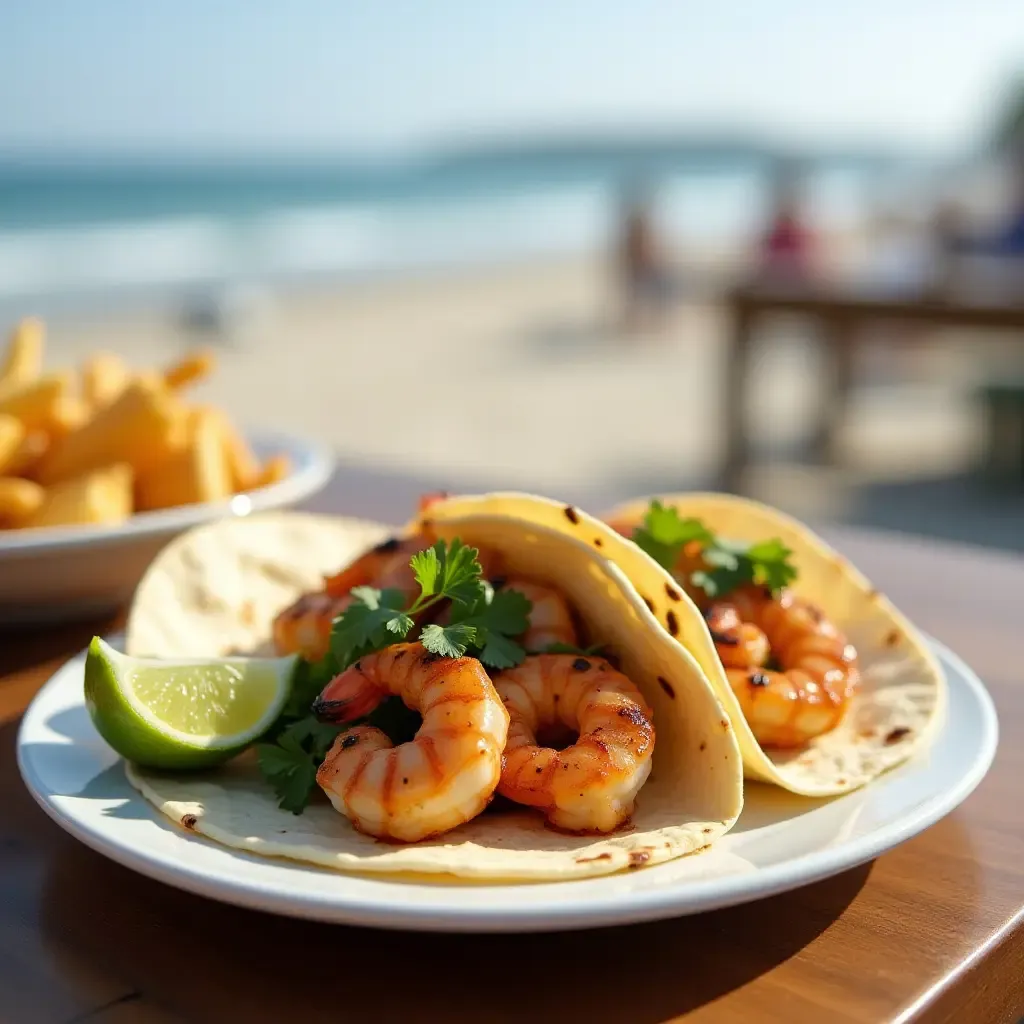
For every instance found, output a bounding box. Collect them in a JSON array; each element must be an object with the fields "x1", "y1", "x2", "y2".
[
  {"x1": 597, "y1": 492, "x2": 947, "y2": 796},
  {"x1": 122, "y1": 499, "x2": 744, "y2": 881}
]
